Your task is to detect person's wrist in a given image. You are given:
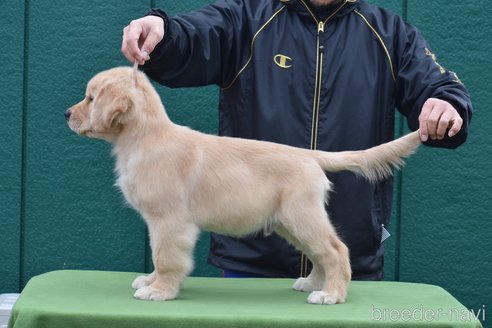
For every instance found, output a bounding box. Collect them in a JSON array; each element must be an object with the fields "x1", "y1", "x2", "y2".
[{"x1": 146, "y1": 9, "x2": 169, "y2": 49}]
